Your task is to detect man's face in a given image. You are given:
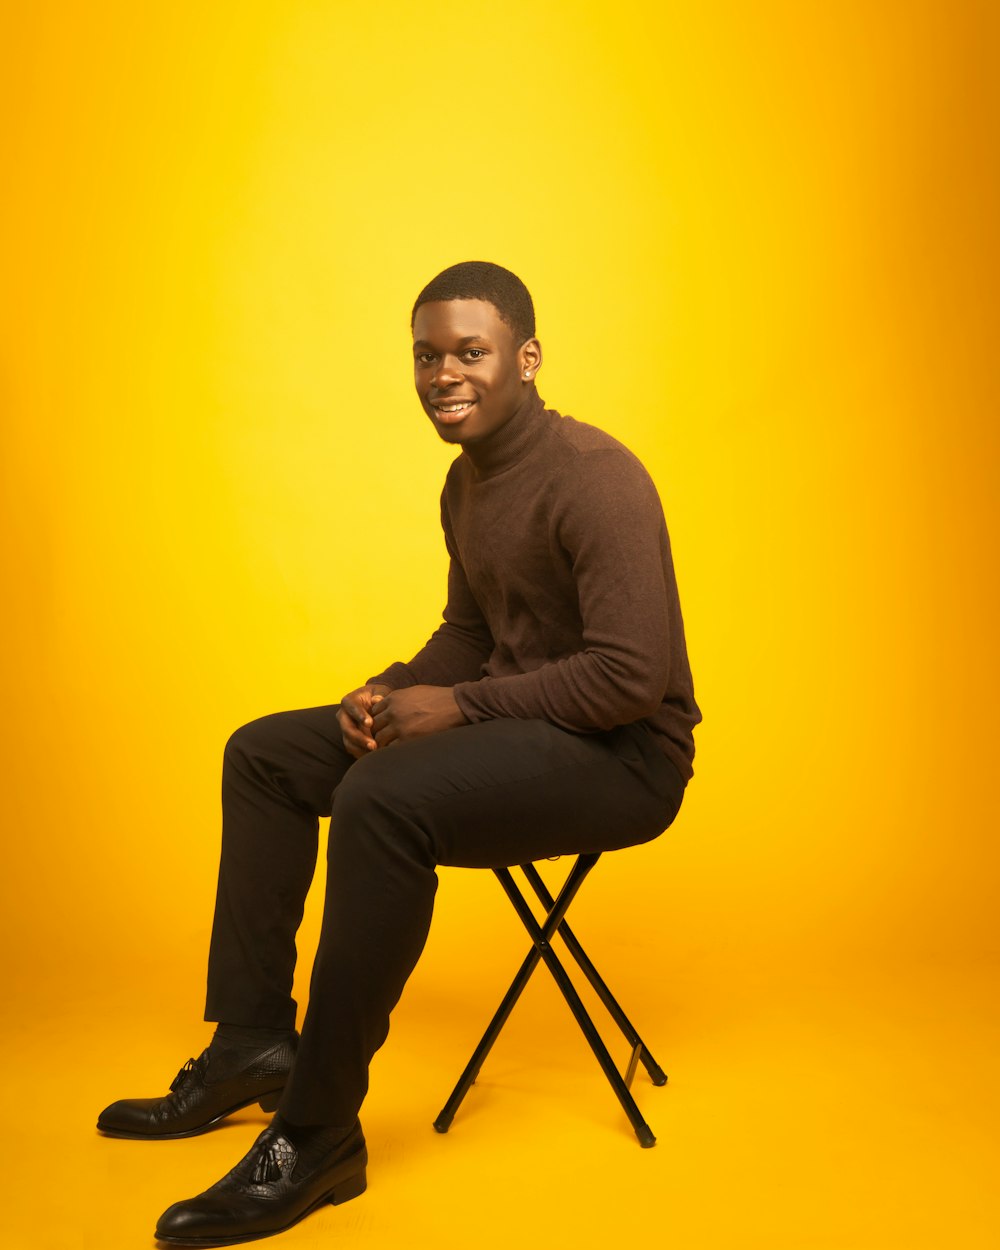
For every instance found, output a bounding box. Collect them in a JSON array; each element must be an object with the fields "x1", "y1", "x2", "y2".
[{"x1": 412, "y1": 298, "x2": 536, "y2": 446}]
